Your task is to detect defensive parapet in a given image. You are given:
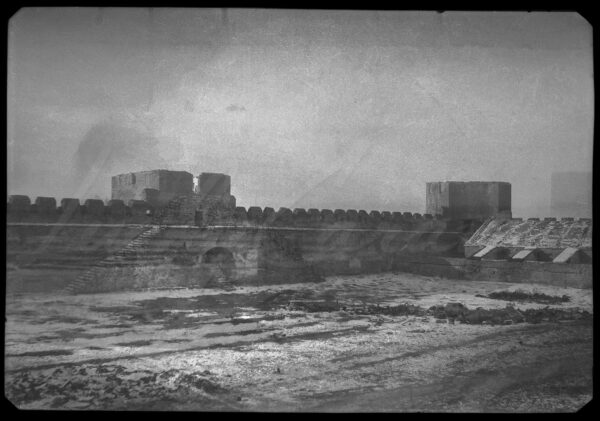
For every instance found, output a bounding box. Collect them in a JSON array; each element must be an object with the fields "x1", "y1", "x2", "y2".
[
  {"x1": 7, "y1": 195, "x2": 155, "y2": 224},
  {"x1": 7, "y1": 172, "x2": 592, "y2": 293},
  {"x1": 7, "y1": 193, "x2": 453, "y2": 232},
  {"x1": 7, "y1": 173, "x2": 512, "y2": 235},
  {"x1": 200, "y1": 205, "x2": 449, "y2": 231}
]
